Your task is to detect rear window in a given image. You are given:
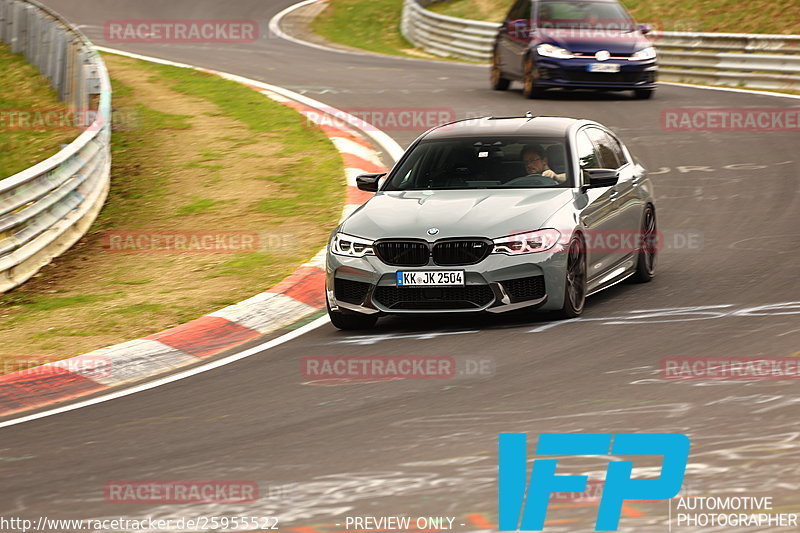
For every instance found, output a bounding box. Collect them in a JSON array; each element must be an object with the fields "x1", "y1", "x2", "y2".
[{"x1": 383, "y1": 136, "x2": 573, "y2": 191}]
